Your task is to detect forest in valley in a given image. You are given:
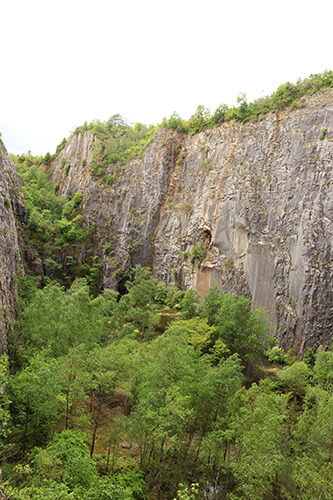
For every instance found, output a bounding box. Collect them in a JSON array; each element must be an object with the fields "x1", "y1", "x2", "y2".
[
  {"x1": 2, "y1": 72, "x2": 333, "y2": 499},
  {"x1": 2, "y1": 263, "x2": 333, "y2": 500}
]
